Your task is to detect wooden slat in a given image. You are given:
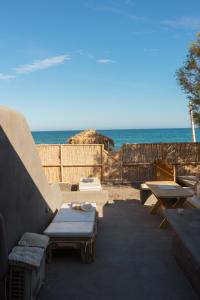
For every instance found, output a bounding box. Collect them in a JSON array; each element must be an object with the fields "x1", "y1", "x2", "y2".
[
  {"x1": 123, "y1": 163, "x2": 152, "y2": 166},
  {"x1": 42, "y1": 164, "x2": 103, "y2": 167}
]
